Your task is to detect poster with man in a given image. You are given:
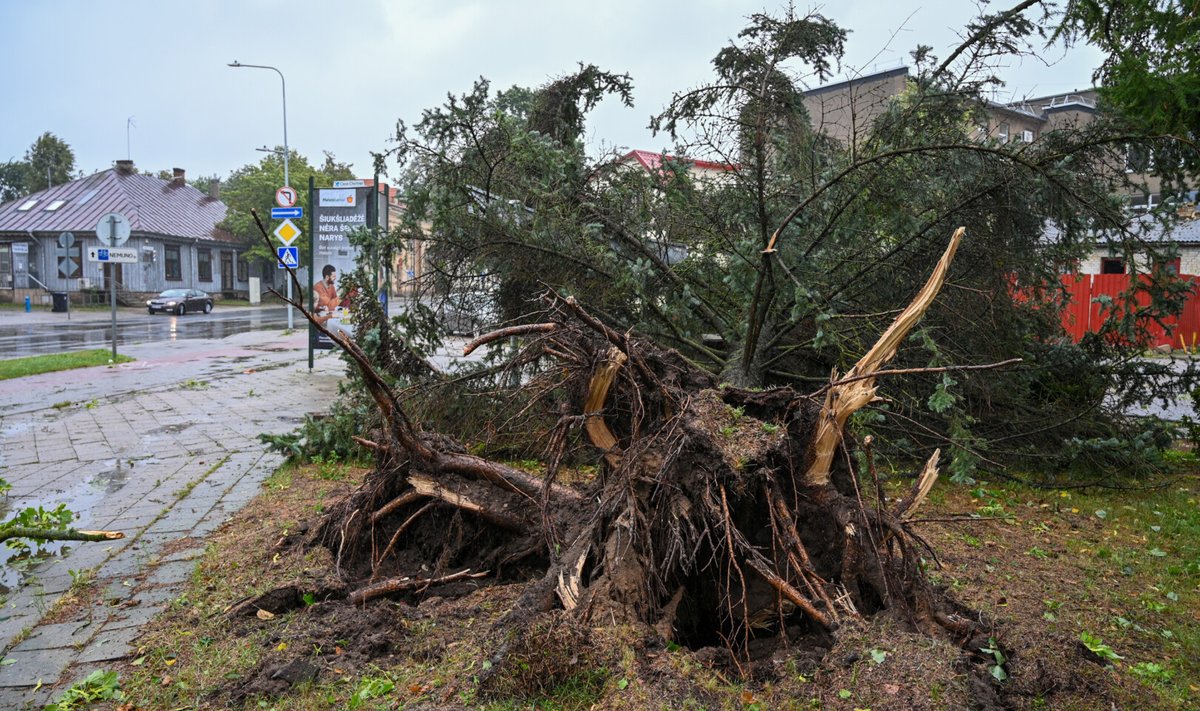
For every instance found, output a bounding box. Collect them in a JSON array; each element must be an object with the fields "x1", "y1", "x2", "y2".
[{"x1": 311, "y1": 187, "x2": 367, "y2": 349}]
